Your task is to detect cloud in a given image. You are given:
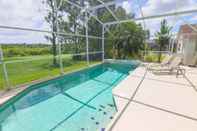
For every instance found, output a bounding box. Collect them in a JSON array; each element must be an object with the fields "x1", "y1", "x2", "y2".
[
  {"x1": 0, "y1": 30, "x2": 49, "y2": 44},
  {"x1": 117, "y1": 0, "x2": 140, "y2": 16},
  {"x1": 0, "y1": 0, "x2": 49, "y2": 29},
  {"x1": 0, "y1": 0, "x2": 50, "y2": 43},
  {"x1": 140, "y1": 0, "x2": 197, "y2": 37},
  {"x1": 0, "y1": 0, "x2": 196, "y2": 43},
  {"x1": 122, "y1": 1, "x2": 132, "y2": 14},
  {"x1": 142, "y1": 0, "x2": 197, "y2": 16}
]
